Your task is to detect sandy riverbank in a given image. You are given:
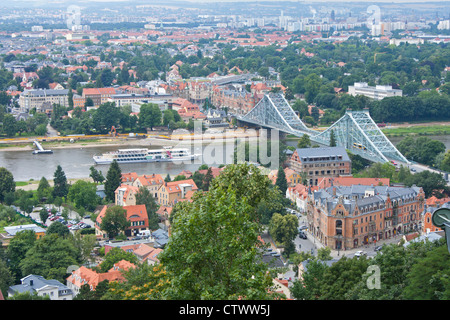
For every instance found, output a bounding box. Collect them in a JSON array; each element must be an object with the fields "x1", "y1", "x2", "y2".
[{"x1": 0, "y1": 132, "x2": 260, "y2": 152}]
